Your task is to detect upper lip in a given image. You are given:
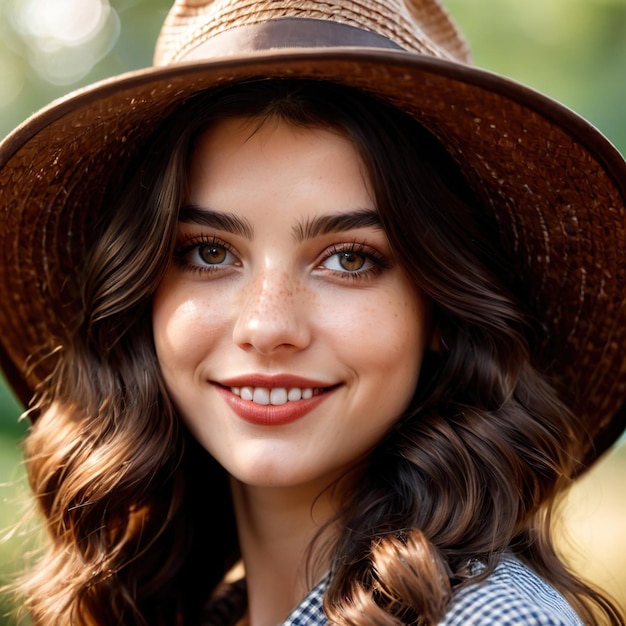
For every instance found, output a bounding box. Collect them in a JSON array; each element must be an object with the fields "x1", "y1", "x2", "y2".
[{"x1": 216, "y1": 374, "x2": 335, "y2": 389}]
